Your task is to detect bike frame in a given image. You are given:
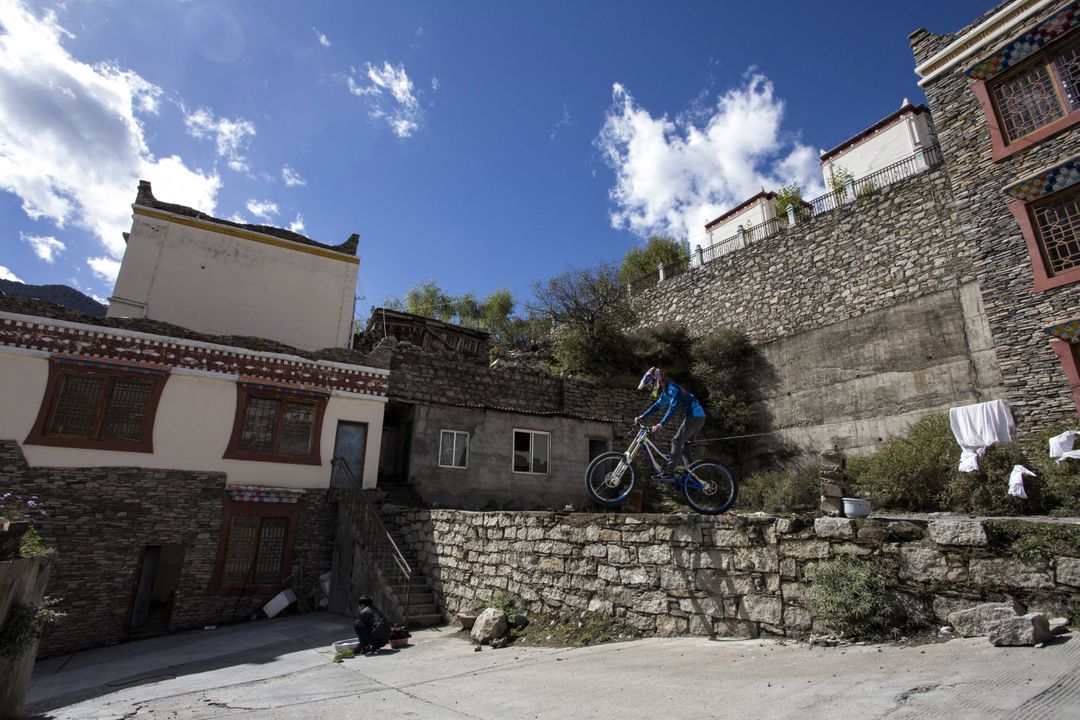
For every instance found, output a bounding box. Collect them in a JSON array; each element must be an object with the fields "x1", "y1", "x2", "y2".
[{"x1": 615, "y1": 426, "x2": 702, "y2": 490}]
